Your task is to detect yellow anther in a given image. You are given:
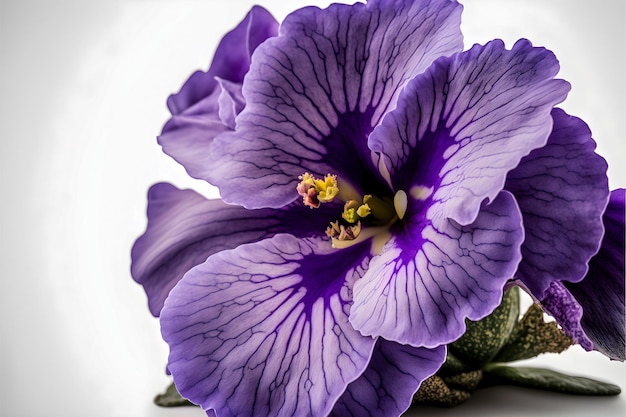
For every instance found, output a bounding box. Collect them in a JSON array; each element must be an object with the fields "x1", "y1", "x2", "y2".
[
  {"x1": 297, "y1": 173, "x2": 339, "y2": 208},
  {"x1": 342, "y1": 200, "x2": 360, "y2": 223},
  {"x1": 316, "y1": 174, "x2": 339, "y2": 203},
  {"x1": 341, "y1": 200, "x2": 371, "y2": 224},
  {"x1": 356, "y1": 204, "x2": 371, "y2": 218}
]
